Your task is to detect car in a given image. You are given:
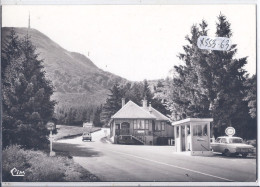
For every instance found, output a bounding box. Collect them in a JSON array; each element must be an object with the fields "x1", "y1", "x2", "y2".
[
  {"x1": 82, "y1": 132, "x2": 92, "y2": 141},
  {"x1": 210, "y1": 136, "x2": 254, "y2": 157}
]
